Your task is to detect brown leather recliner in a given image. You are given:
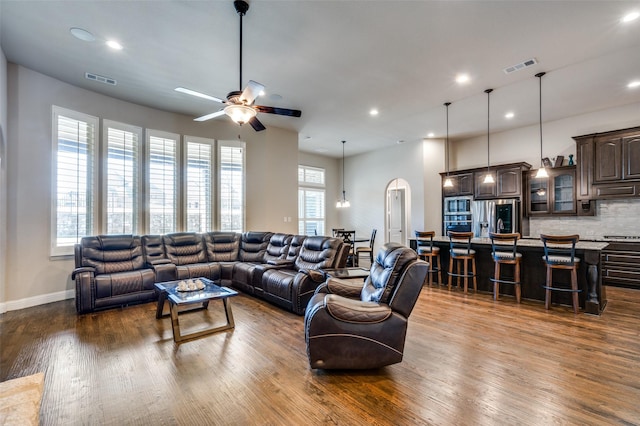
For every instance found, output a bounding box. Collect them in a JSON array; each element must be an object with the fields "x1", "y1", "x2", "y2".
[
  {"x1": 73, "y1": 235, "x2": 157, "y2": 313},
  {"x1": 231, "y1": 231, "x2": 276, "y2": 295},
  {"x1": 304, "y1": 242, "x2": 428, "y2": 369},
  {"x1": 163, "y1": 232, "x2": 219, "y2": 280}
]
